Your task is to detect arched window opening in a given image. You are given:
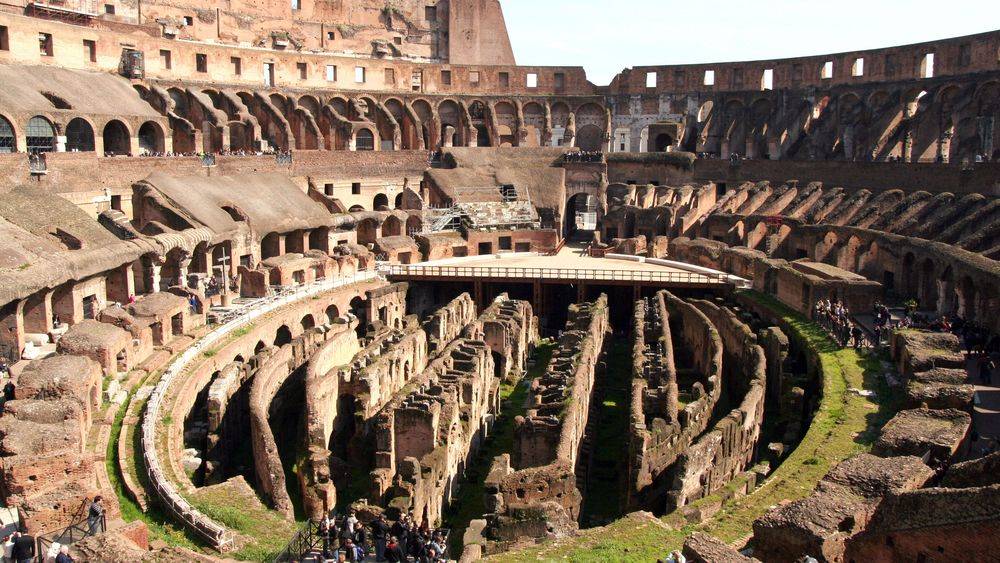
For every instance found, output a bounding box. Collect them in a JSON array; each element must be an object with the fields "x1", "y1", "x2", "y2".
[
  {"x1": 103, "y1": 120, "x2": 131, "y2": 156},
  {"x1": 26, "y1": 116, "x2": 55, "y2": 153},
  {"x1": 0, "y1": 116, "x2": 14, "y2": 153},
  {"x1": 138, "y1": 121, "x2": 164, "y2": 155},
  {"x1": 373, "y1": 193, "x2": 389, "y2": 210},
  {"x1": 355, "y1": 129, "x2": 375, "y2": 151},
  {"x1": 65, "y1": 118, "x2": 95, "y2": 152}
]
